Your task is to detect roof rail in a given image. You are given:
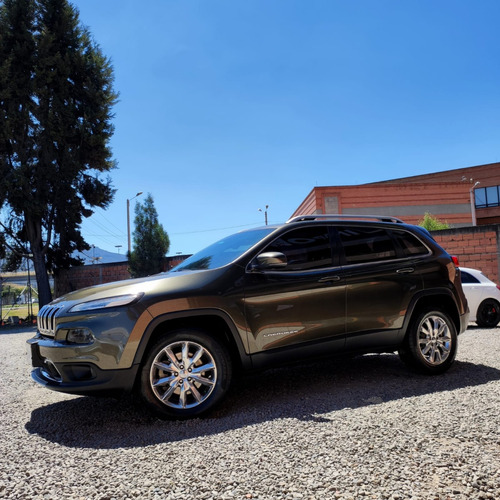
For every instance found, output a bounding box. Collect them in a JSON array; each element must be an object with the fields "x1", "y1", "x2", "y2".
[{"x1": 286, "y1": 214, "x2": 405, "y2": 224}]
